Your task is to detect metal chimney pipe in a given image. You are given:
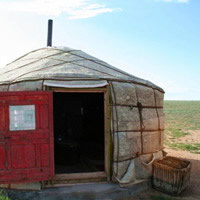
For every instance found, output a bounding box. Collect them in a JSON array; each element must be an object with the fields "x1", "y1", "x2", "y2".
[{"x1": 47, "y1": 19, "x2": 53, "y2": 47}]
